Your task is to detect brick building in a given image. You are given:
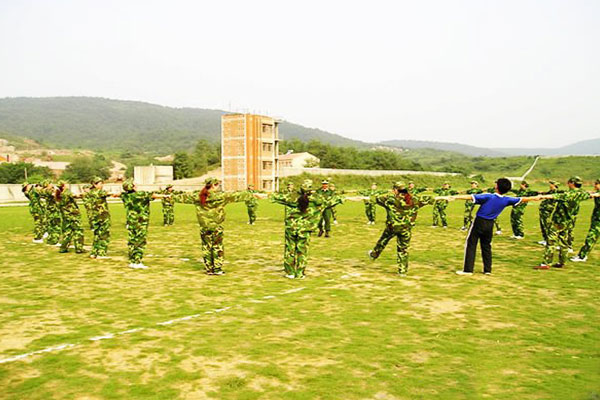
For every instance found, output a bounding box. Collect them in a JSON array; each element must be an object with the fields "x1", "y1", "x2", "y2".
[{"x1": 221, "y1": 114, "x2": 280, "y2": 192}]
